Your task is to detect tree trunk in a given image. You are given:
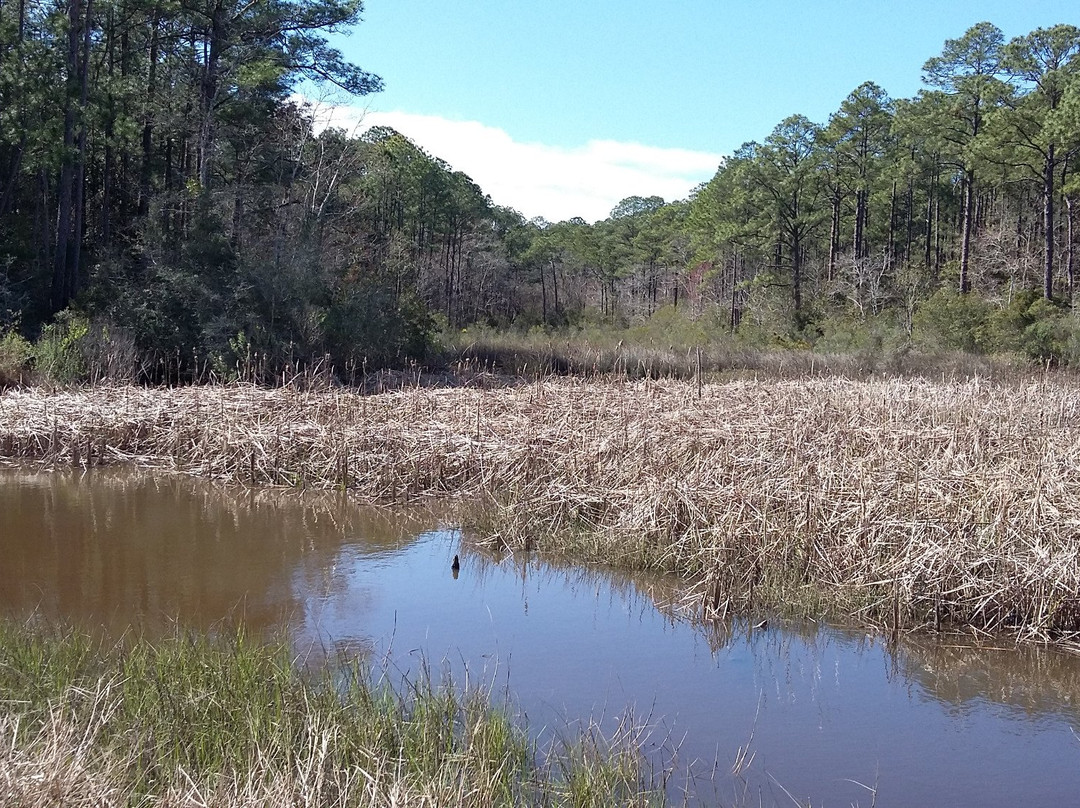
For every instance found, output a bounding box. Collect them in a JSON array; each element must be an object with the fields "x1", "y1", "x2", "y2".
[
  {"x1": 1043, "y1": 143, "x2": 1056, "y2": 300},
  {"x1": 539, "y1": 259, "x2": 548, "y2": 323},
  {"x1": 828, "y1": 190, "x2": 840, "y2": 282},
  {"x1": 139, "y1": 12, "x2": 159, "y2": 219},
  {"x1": 729, "y1": 249, "x2": 739, "y2": 332},
  {"x1": 959, "y1": 168, "x2": 975, "y2": 294},
  {"x1": 51, "y1": 0, "x2": 82, "y2": 312},
  {"x1": 887, "y1": 180, "x2": 897, "y2": 269},
  {"x1": 934, "y1": 174, "x2": 943, "y2": 279},
  {"x1": 0, "y1": 142, "x2": 24, "y2": 220},
  {"x1": 924, "y1": 166, "x2": 934, "y2": 272},
  {"x1": 35, "y1": 168, "x2": 51, "y2": 273},
  {"x1": 905, "y1": 176, "x2": 914, "y2": 266},
  {"x1": 551, "y1": 258, "x2": 559, "y2": 315},
  {"x1": 99, "y1": 5, "x2": 115, "y2": 244},
  {"x1": 792, "y1": 233, "x2": 803, "y2": 312},
  {"x1": 197, "y1": 2, "x2": 225, "y2": 190},
  {"x1": 443, "y1": 228, "x2": 453, "y2": 326},
  {"x1": 1066, "y1": 193, "x2": 1075, "y2": 303},
  {"x1": 69, "y1": 0, "x2": 93, "y2": 290},
  {"x1": 853, "y1": 188, "x2": 866, "y2": 260},
  {"x1": 230, "y1": 193, "x2": 242, "y2": 251}
]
